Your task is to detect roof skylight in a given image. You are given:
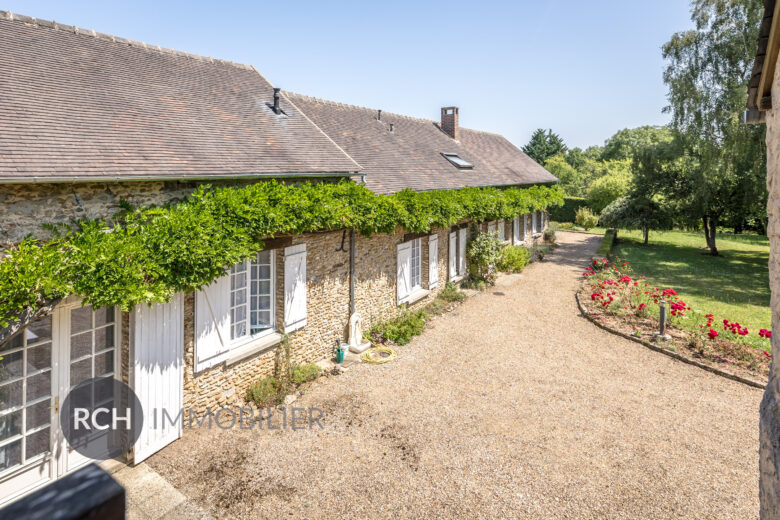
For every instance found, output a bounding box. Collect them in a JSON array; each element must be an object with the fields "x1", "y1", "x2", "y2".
[{"x1": 441, "y1": 152, "x2": 473, "y2": 169}]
